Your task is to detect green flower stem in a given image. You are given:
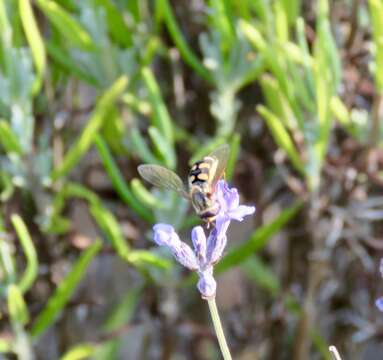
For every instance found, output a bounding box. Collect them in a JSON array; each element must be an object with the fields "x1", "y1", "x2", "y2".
[{"x1": 207, "y1": 298, "x2": 232, "y2": 360}]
